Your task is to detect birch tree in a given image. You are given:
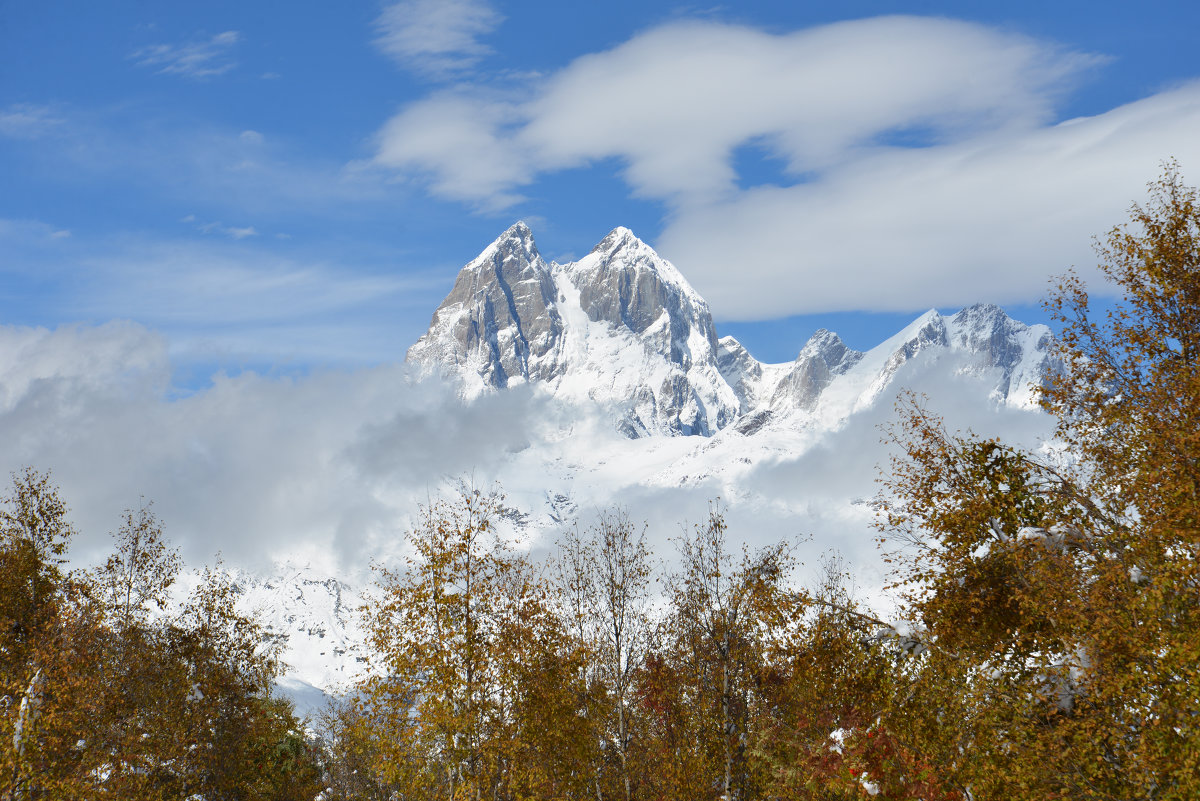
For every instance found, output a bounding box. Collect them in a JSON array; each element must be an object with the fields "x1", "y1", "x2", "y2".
[
  {"x1": 555, "y1": 512, "x2": 656, "y2": 801},
  {"x1": 663, "y1": 505, "x2": 793, "y2": 801}
]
